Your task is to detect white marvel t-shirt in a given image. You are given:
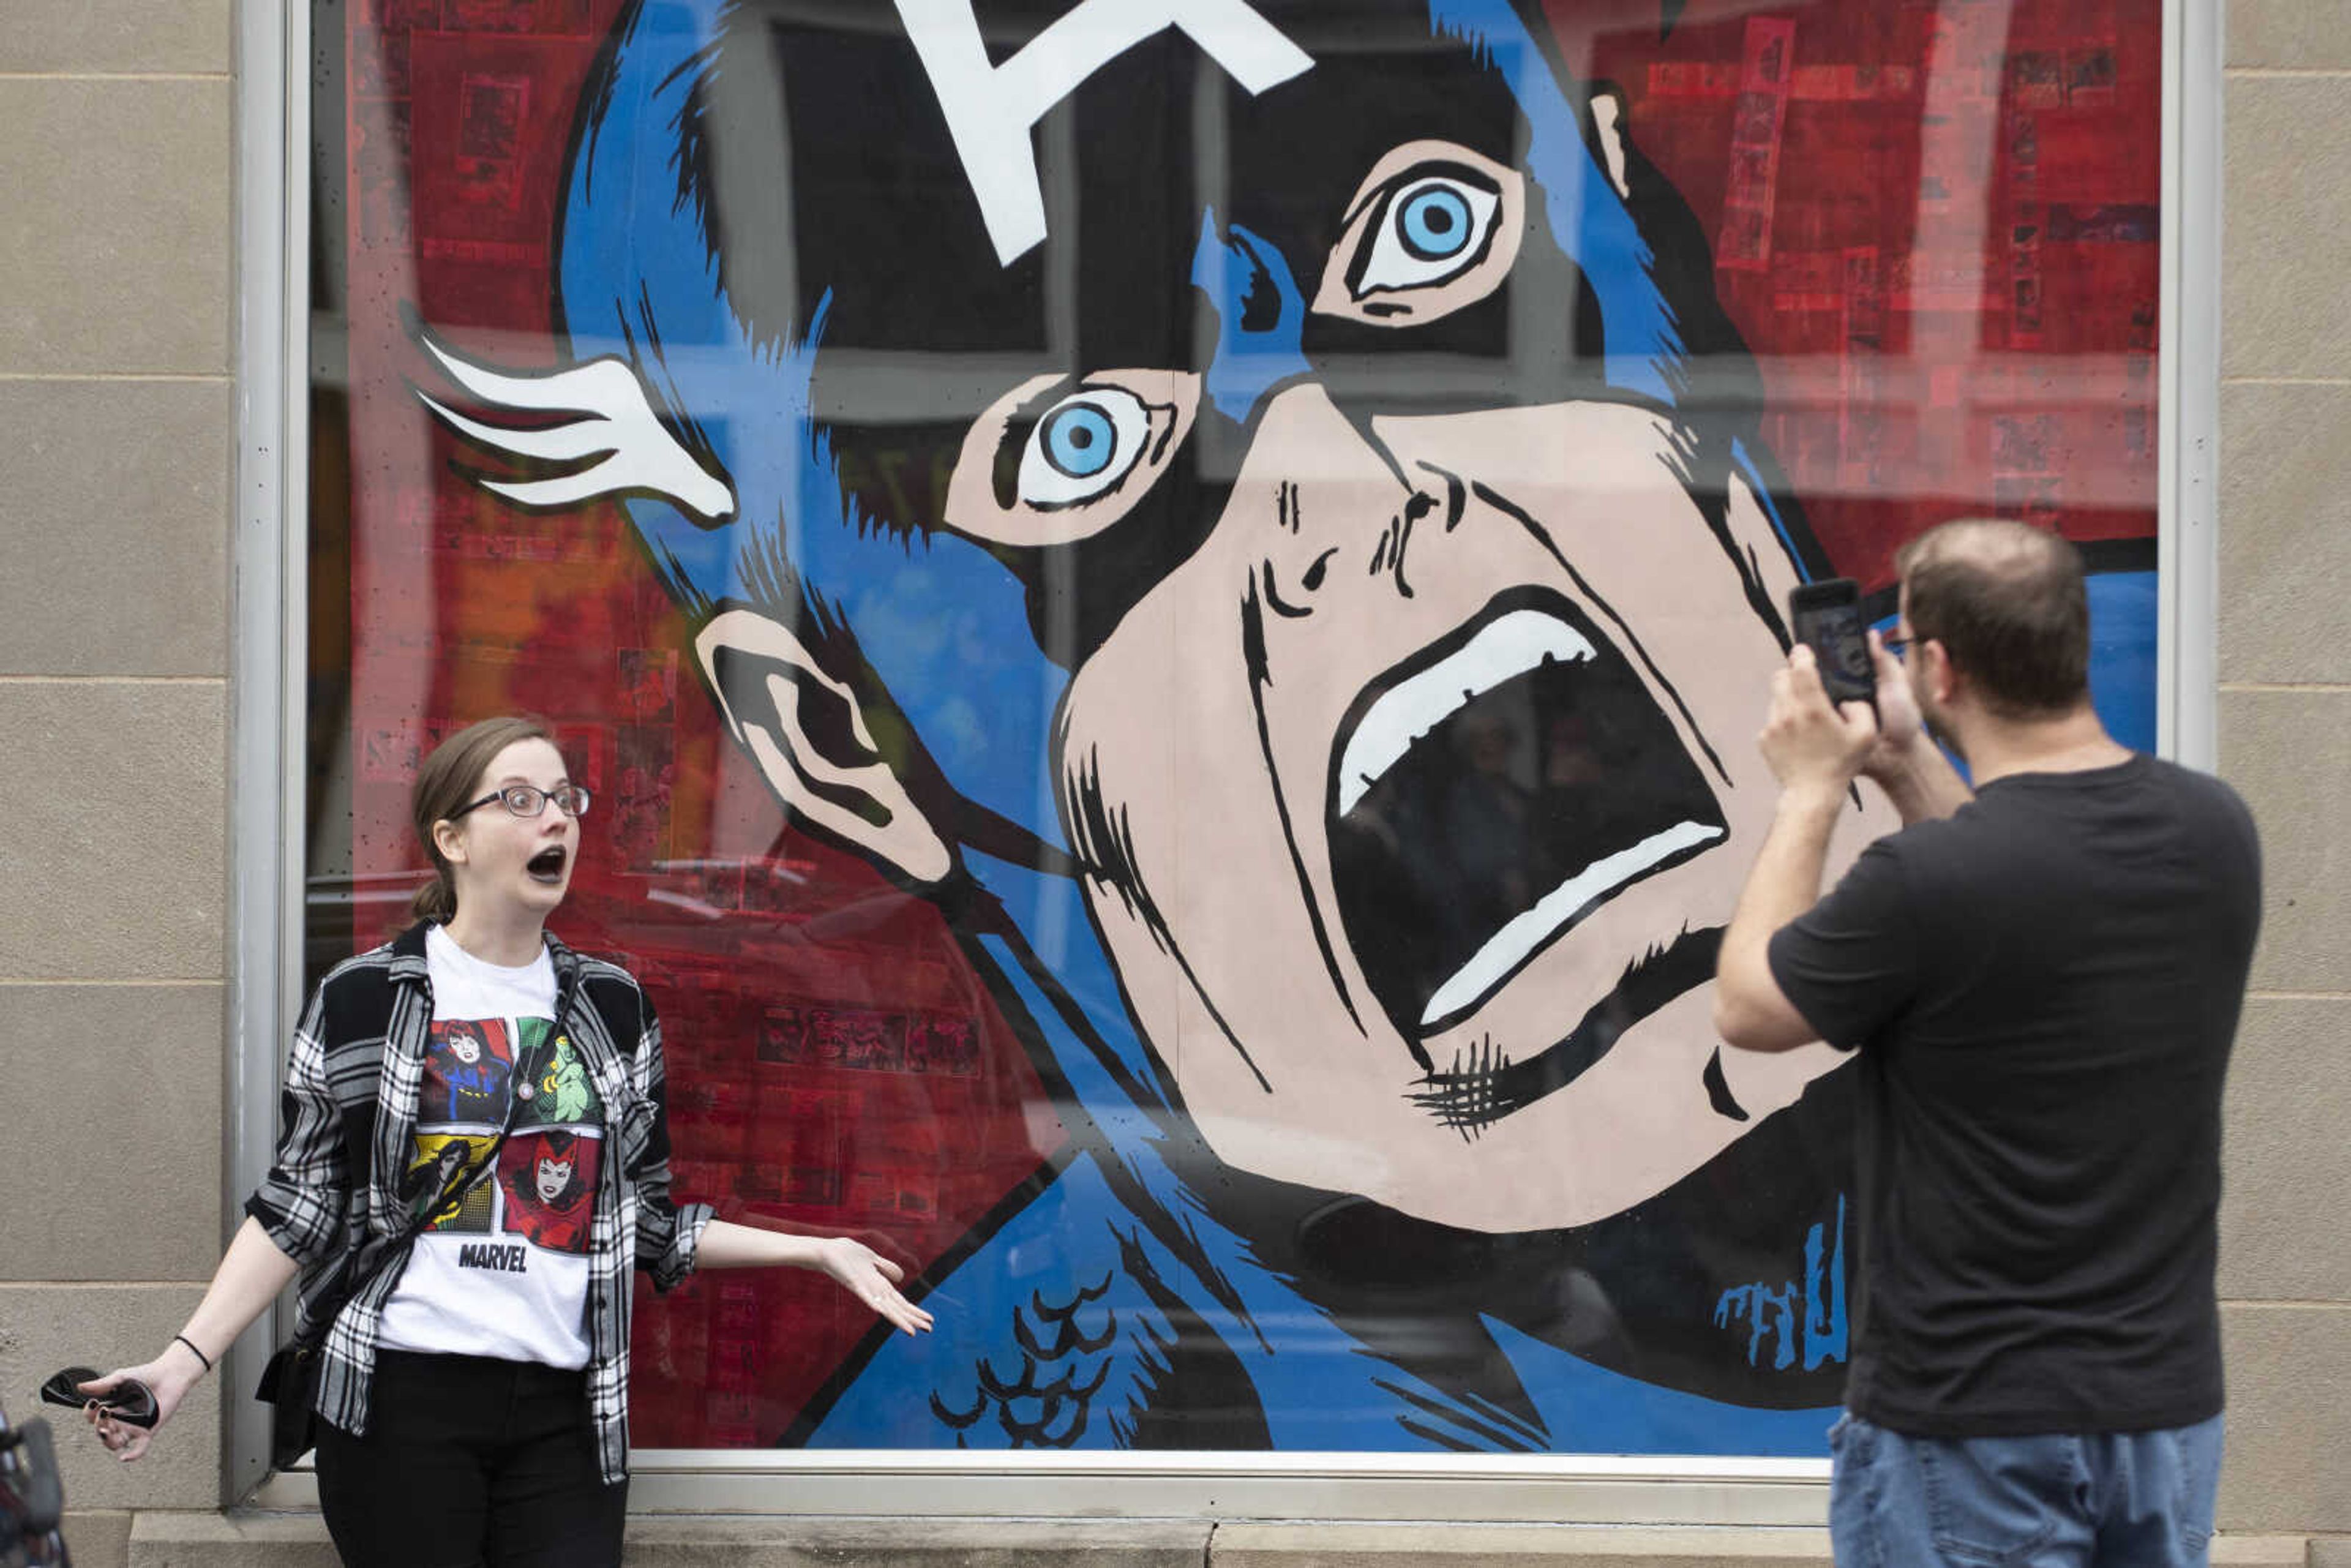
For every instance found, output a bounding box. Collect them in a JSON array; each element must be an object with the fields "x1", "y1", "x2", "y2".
[{"x1": 377, "y1": 925, "x2": 602, "y2": 1368}]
